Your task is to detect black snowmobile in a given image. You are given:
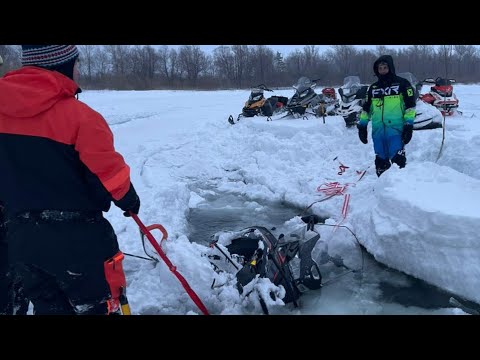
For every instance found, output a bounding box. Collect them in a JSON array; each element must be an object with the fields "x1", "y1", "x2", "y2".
[
  {"x1": 205, "y1": 213, "x2": 364, "y2": 314},
  {"x1": 228, "y1": 84, "x2": 288, "y2": 124},
  {"x1": 207, "y1": 224, "x2": 322, "y2": 314},
  {"x1": 283, "y1": 76, "x2": 324, "y2": 118}
]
